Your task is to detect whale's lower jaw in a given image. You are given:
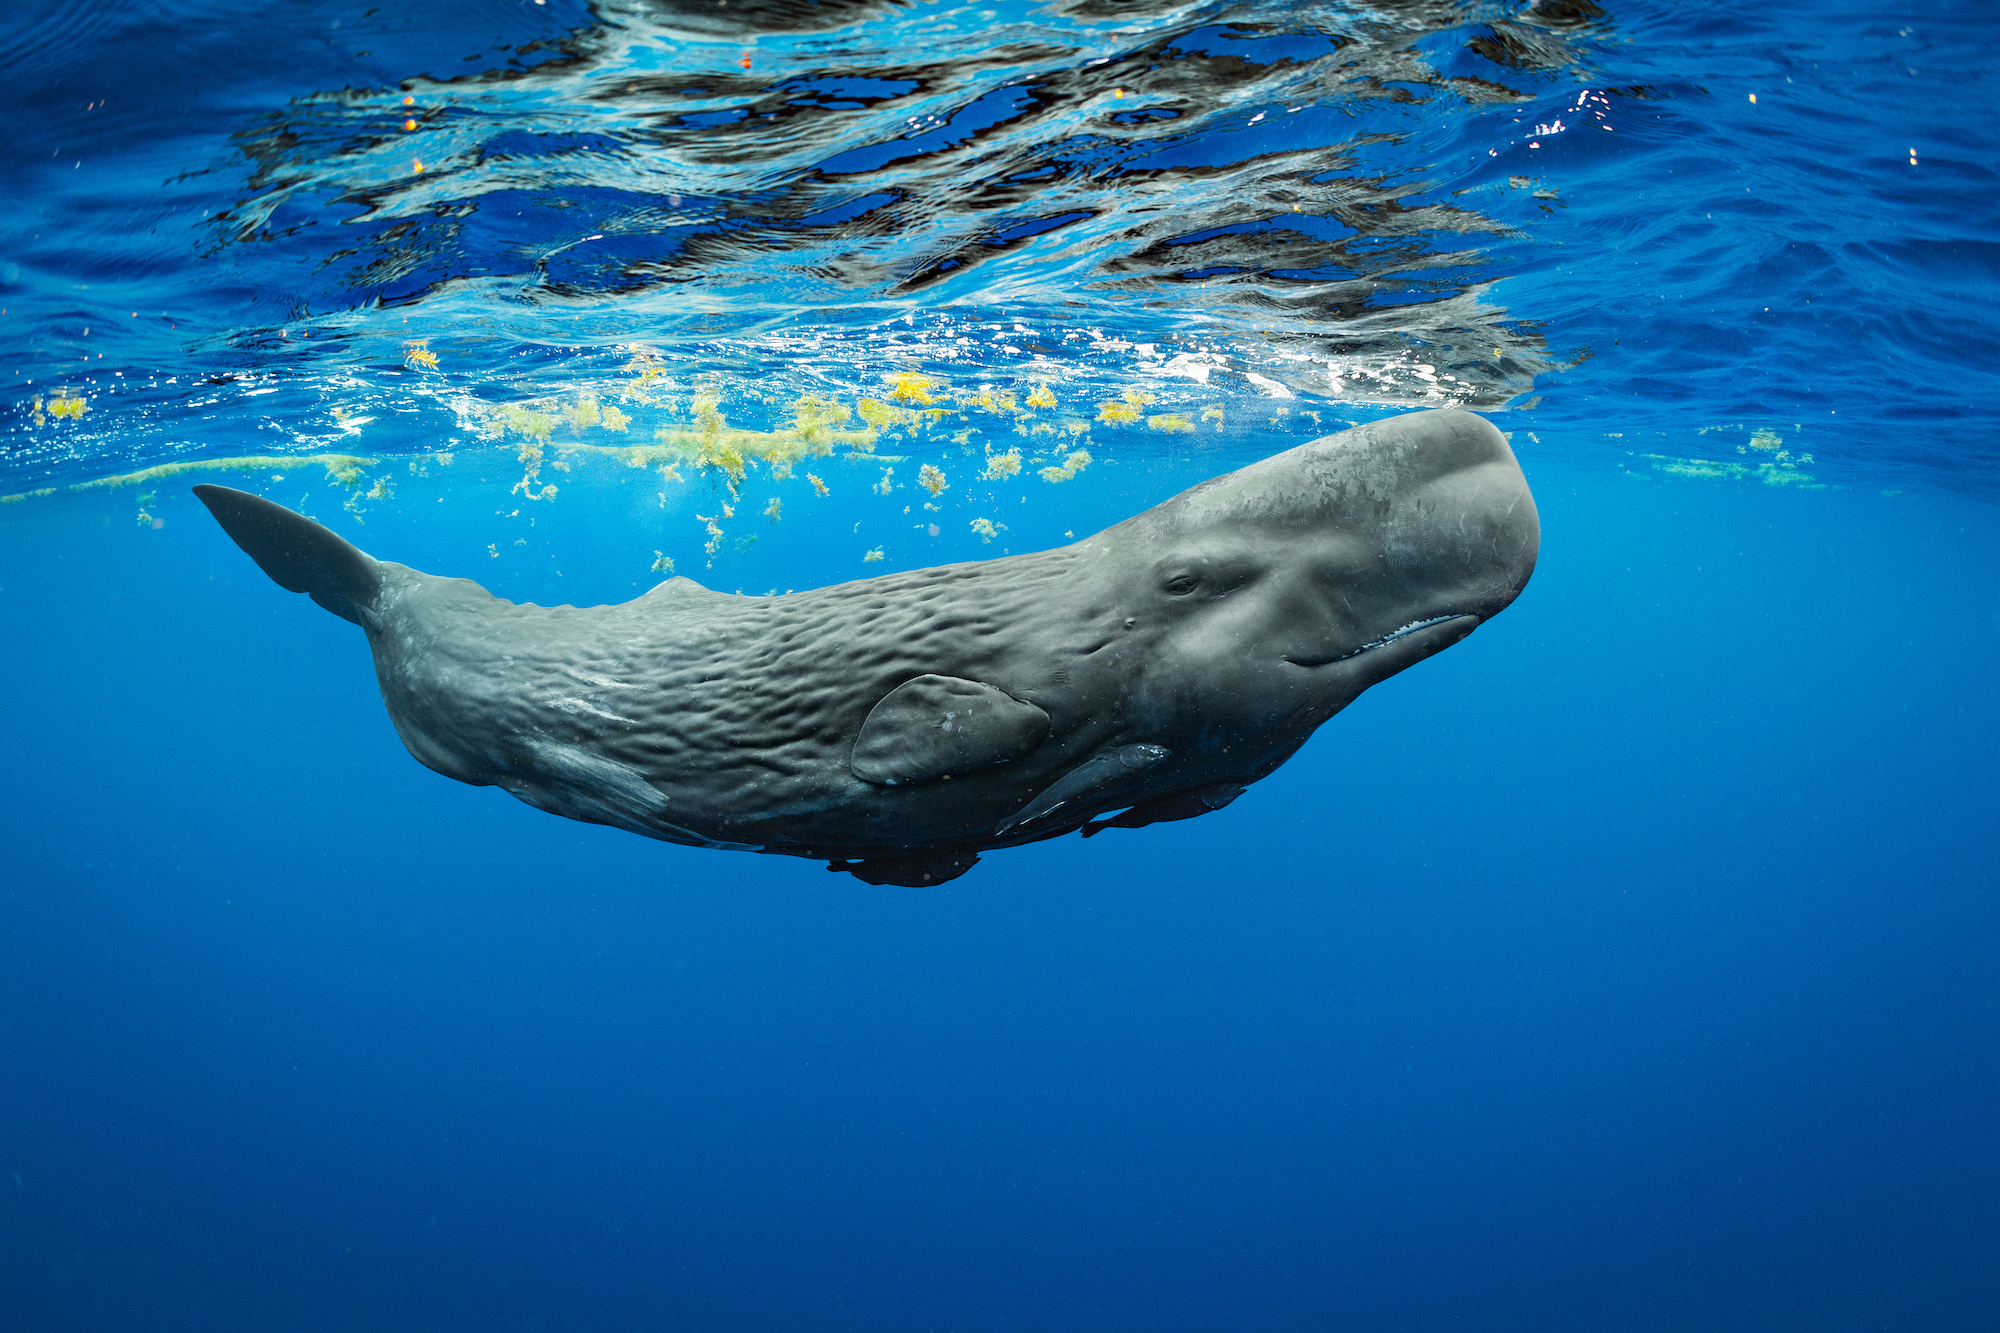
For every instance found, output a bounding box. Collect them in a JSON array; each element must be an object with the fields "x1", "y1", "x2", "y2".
[{"x1": 1280, "y1": 613, "x2": 1478, "y2": 669}]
